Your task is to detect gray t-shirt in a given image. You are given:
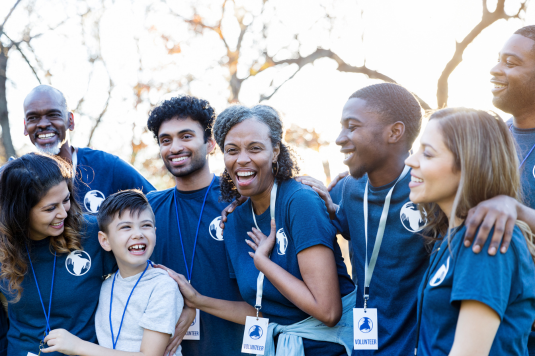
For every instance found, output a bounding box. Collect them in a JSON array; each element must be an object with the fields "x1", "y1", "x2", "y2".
[
  {"x1": 95, "y1": 267, "x2": 183, "y2": 355},
  {"x1": 508, "y1": 118, "x2": 535, "y2": 209}
]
